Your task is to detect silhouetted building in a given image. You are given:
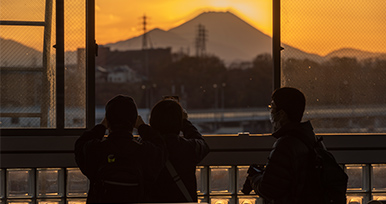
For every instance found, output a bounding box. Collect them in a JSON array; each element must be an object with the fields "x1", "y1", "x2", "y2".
[{"x1": 96, "y1": 46, "x2": 172, "y2": 79}]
